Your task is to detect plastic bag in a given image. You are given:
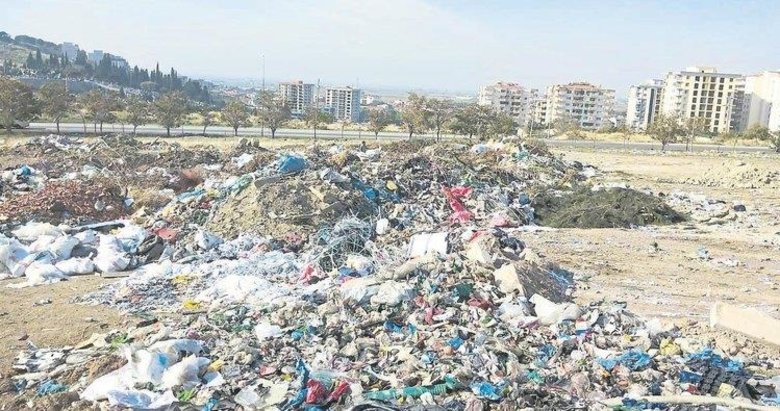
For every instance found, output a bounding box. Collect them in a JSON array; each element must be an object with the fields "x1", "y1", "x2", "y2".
[
  {"x1": 370, "y1": 281, "x2": 416, "y2": 306},
  {"x1": 24, "y1": 262, "x2": 67, "y2": 285},
  {"x1": 28, "y1": 235, "x2": 57, "y2": 253},
  {"x1": 161, "y1": 355, "x2": 210, "y2": 389},
  {"x1": 48, "y1": 235, "x2": 79, "y2": 261},
  {"x1": 74, "y1": 230, "x2": 98, "y2": 245},
  {"x1": 255, "y1": 321, "x2": 283, "y2": 341},
  {"x1": 12, "y1": 222, "x2": 63, "y2": 243},
  {"x1": 106, "y1": 389, "x2": 176, "y2": 409},
  {"x1": 195, "y1": 229, "x2": 223, "y2": 251},
  {"x1": 94, "y1": 235, "x2": 130, "y2": 273},
  {"x1": 55, "y1": 258, "x2": 96, "y2": 276},
  {"x1": 278, "y1": 155, "x2": 306, "y2": 174},
  {"x1": 130, "y1": 350, "x2": 170, "y2": 385},
  {"x1": 148, "y1": 339, "x2": 204, "y2": 362},
  {"x1": 0, "y1": 235, "x2": 29, "y2": 277},
  {"x1": 81, "y1": 366, "x2": 134, "y2": 401}
]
